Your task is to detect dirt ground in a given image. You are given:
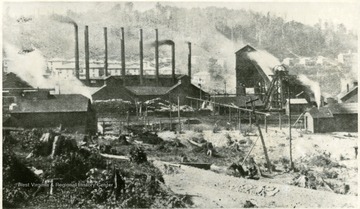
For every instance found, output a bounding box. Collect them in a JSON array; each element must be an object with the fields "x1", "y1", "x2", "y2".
[{"x1": 151, "y1": 126, "x2": 358, "y2": 208}]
